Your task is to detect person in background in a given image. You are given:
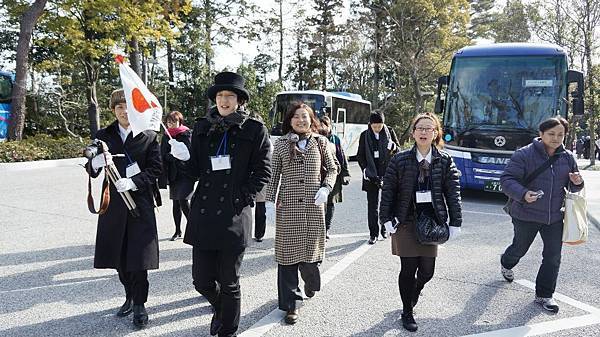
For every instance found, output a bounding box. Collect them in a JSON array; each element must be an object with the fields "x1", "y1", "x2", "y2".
[
  {"x1": 379, "y1": 112, "x2": 462, "y2": 332},
  {"x1": 169, "y1": 72, "x2": 271, "y2": 337},
  {"x1": 500, "y1": 117, "x2": 583, "y2": 314},
  {"x1": 85, "y1": 89, "x2": 162, "y2": 329},
  {"x1": 160, "y1": 111, "x2": 195, "y2": 241},
  {"x1": 357, "y1": 111, "x2": 399, "y2": 244},
  {"x1": 266, "y1": 102, "x2": 338, "y2": 325},
  {"x1": 318, "y1": 116, "x2": 349, "y2": 240}
]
